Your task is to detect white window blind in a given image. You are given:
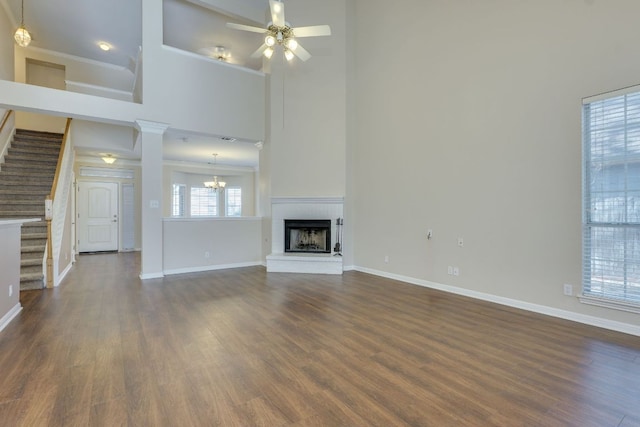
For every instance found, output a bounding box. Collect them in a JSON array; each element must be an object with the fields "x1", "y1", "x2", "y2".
[
  {"x1": 172, "y1": 184, "x2": 185, "y2": 217},
  {"x1": 226, "y1": 188, "x2": 242, "y2": 217},
  {"x1": 582, "y1": 89, "x2": 640, "y2": 306},
  {"x1": 191, "y1": 187, "x2": 218, "y2": 216}
]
